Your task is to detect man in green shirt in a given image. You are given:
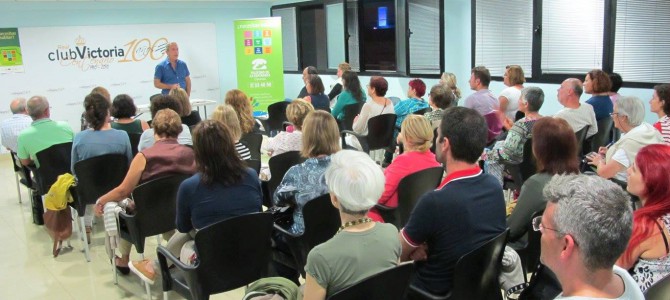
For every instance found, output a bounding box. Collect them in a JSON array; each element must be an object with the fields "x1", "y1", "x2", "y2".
[{"x1": 17, "y1": 95, "x2": 74, "y2": 168}]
